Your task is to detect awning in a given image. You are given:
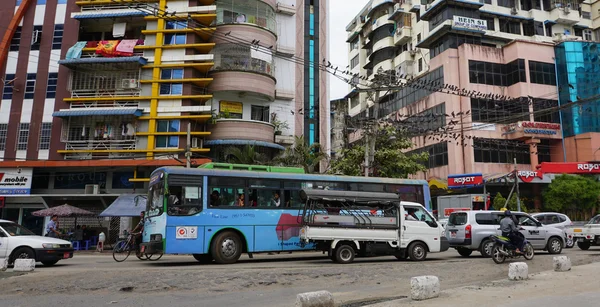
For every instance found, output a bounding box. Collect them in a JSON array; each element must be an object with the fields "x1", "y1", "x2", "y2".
[
  {"x1": 573, "y1": 24, "x2": 589, "y2": 29},
  {"x1": 58, "y1": 56, "x2": 148, "y2": 69},
  {"x1": 544, "y1": 20, "x2": 557, "y2": 25},
  {"x1": 53, "y1": 108, "x2": 143, "y2": 117},
  {"x1": 99, "y1": 194, "x2": 147, "y2": 217},
  {"x1": 205, "y1": 139, "x2": 285, "y2": 150},
  {"x1": 72, "y1": 10, "x2": 149, "y2": 20}
]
